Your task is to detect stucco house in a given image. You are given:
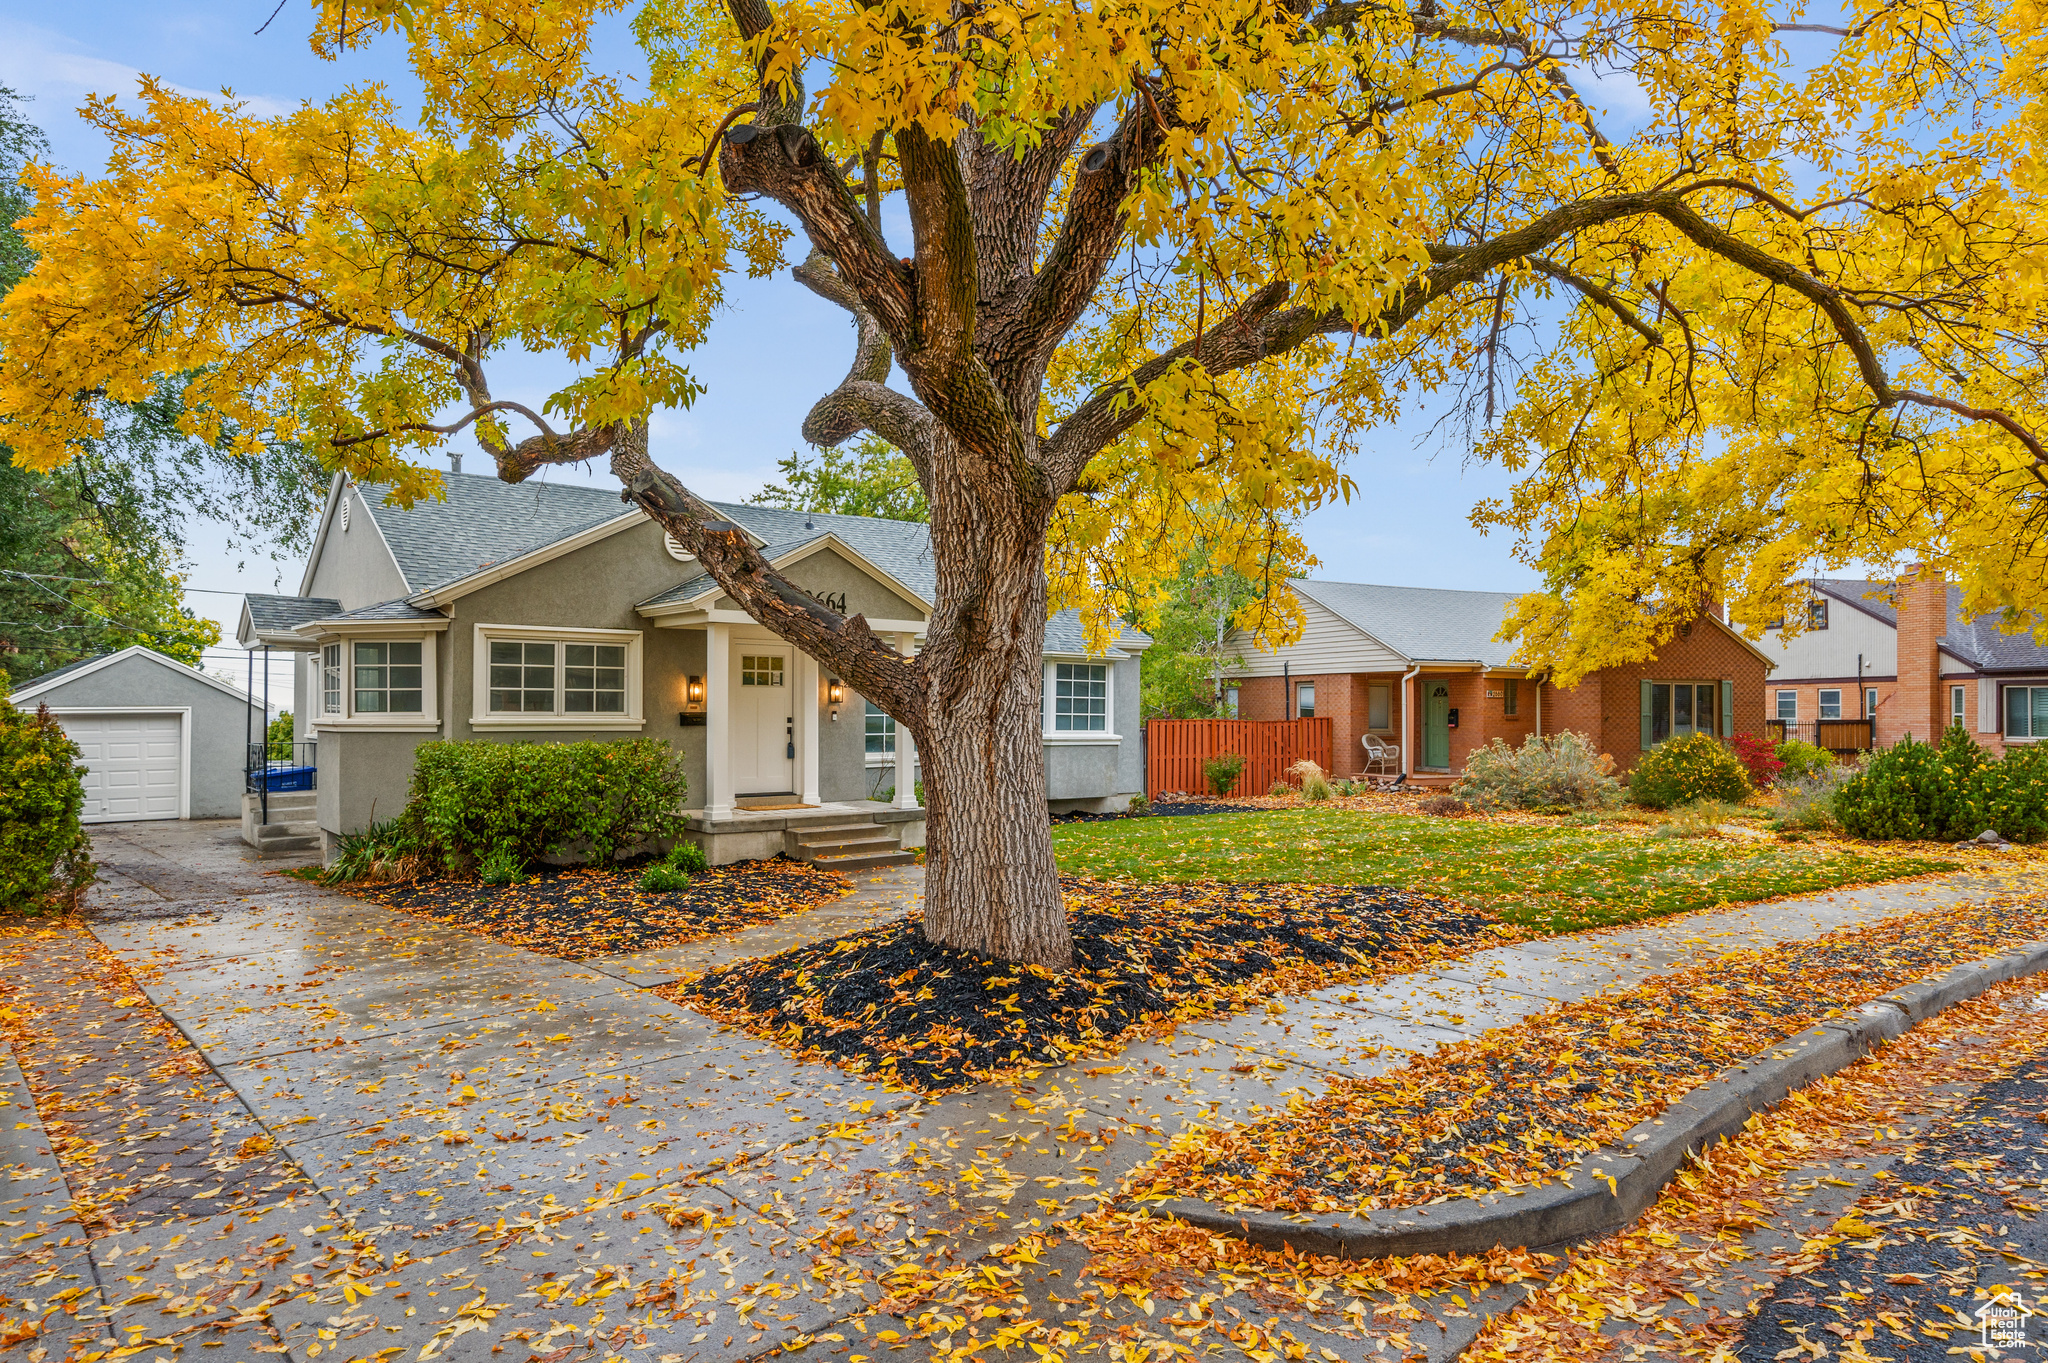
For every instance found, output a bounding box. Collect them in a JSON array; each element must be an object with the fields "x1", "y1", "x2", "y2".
[
  {"x1": 240, "y1": 471, "x2": 1147, "y2": 865},
  {"x1": 11, "y1": 645, "x2": 276, "y2": 823},
  {"x1": 1754, "y1": 569, "x2": 2048, "y2": 752},
  {"x1": 1223, "y1": 579, "x2": 1772, "y2": 781}
]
